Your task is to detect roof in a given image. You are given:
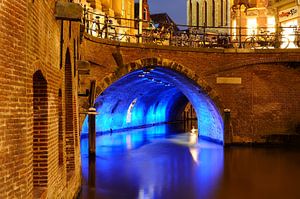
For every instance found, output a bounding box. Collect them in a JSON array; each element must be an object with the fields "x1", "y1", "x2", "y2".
[{"x1": 150, "y1": 13, "x2": 179, "y2": 31}]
